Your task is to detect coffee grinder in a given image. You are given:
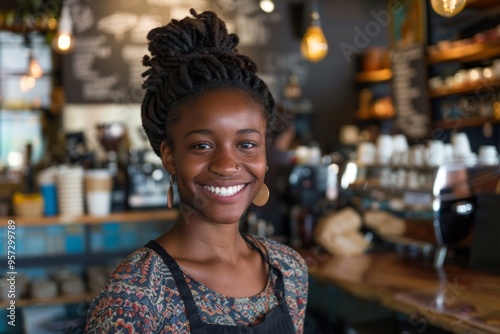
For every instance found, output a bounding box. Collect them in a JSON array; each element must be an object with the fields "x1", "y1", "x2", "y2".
[{"x1": 96, "y1": 123, "x2": 127, "y2": 212}]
